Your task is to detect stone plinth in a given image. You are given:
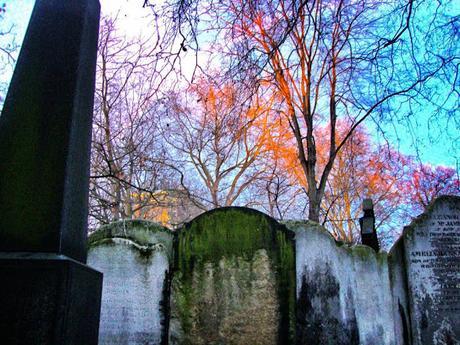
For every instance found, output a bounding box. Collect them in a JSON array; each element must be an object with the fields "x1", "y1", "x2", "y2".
[{"x1": 0, "y1": 254, "x2": 102, "y2": 345}]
